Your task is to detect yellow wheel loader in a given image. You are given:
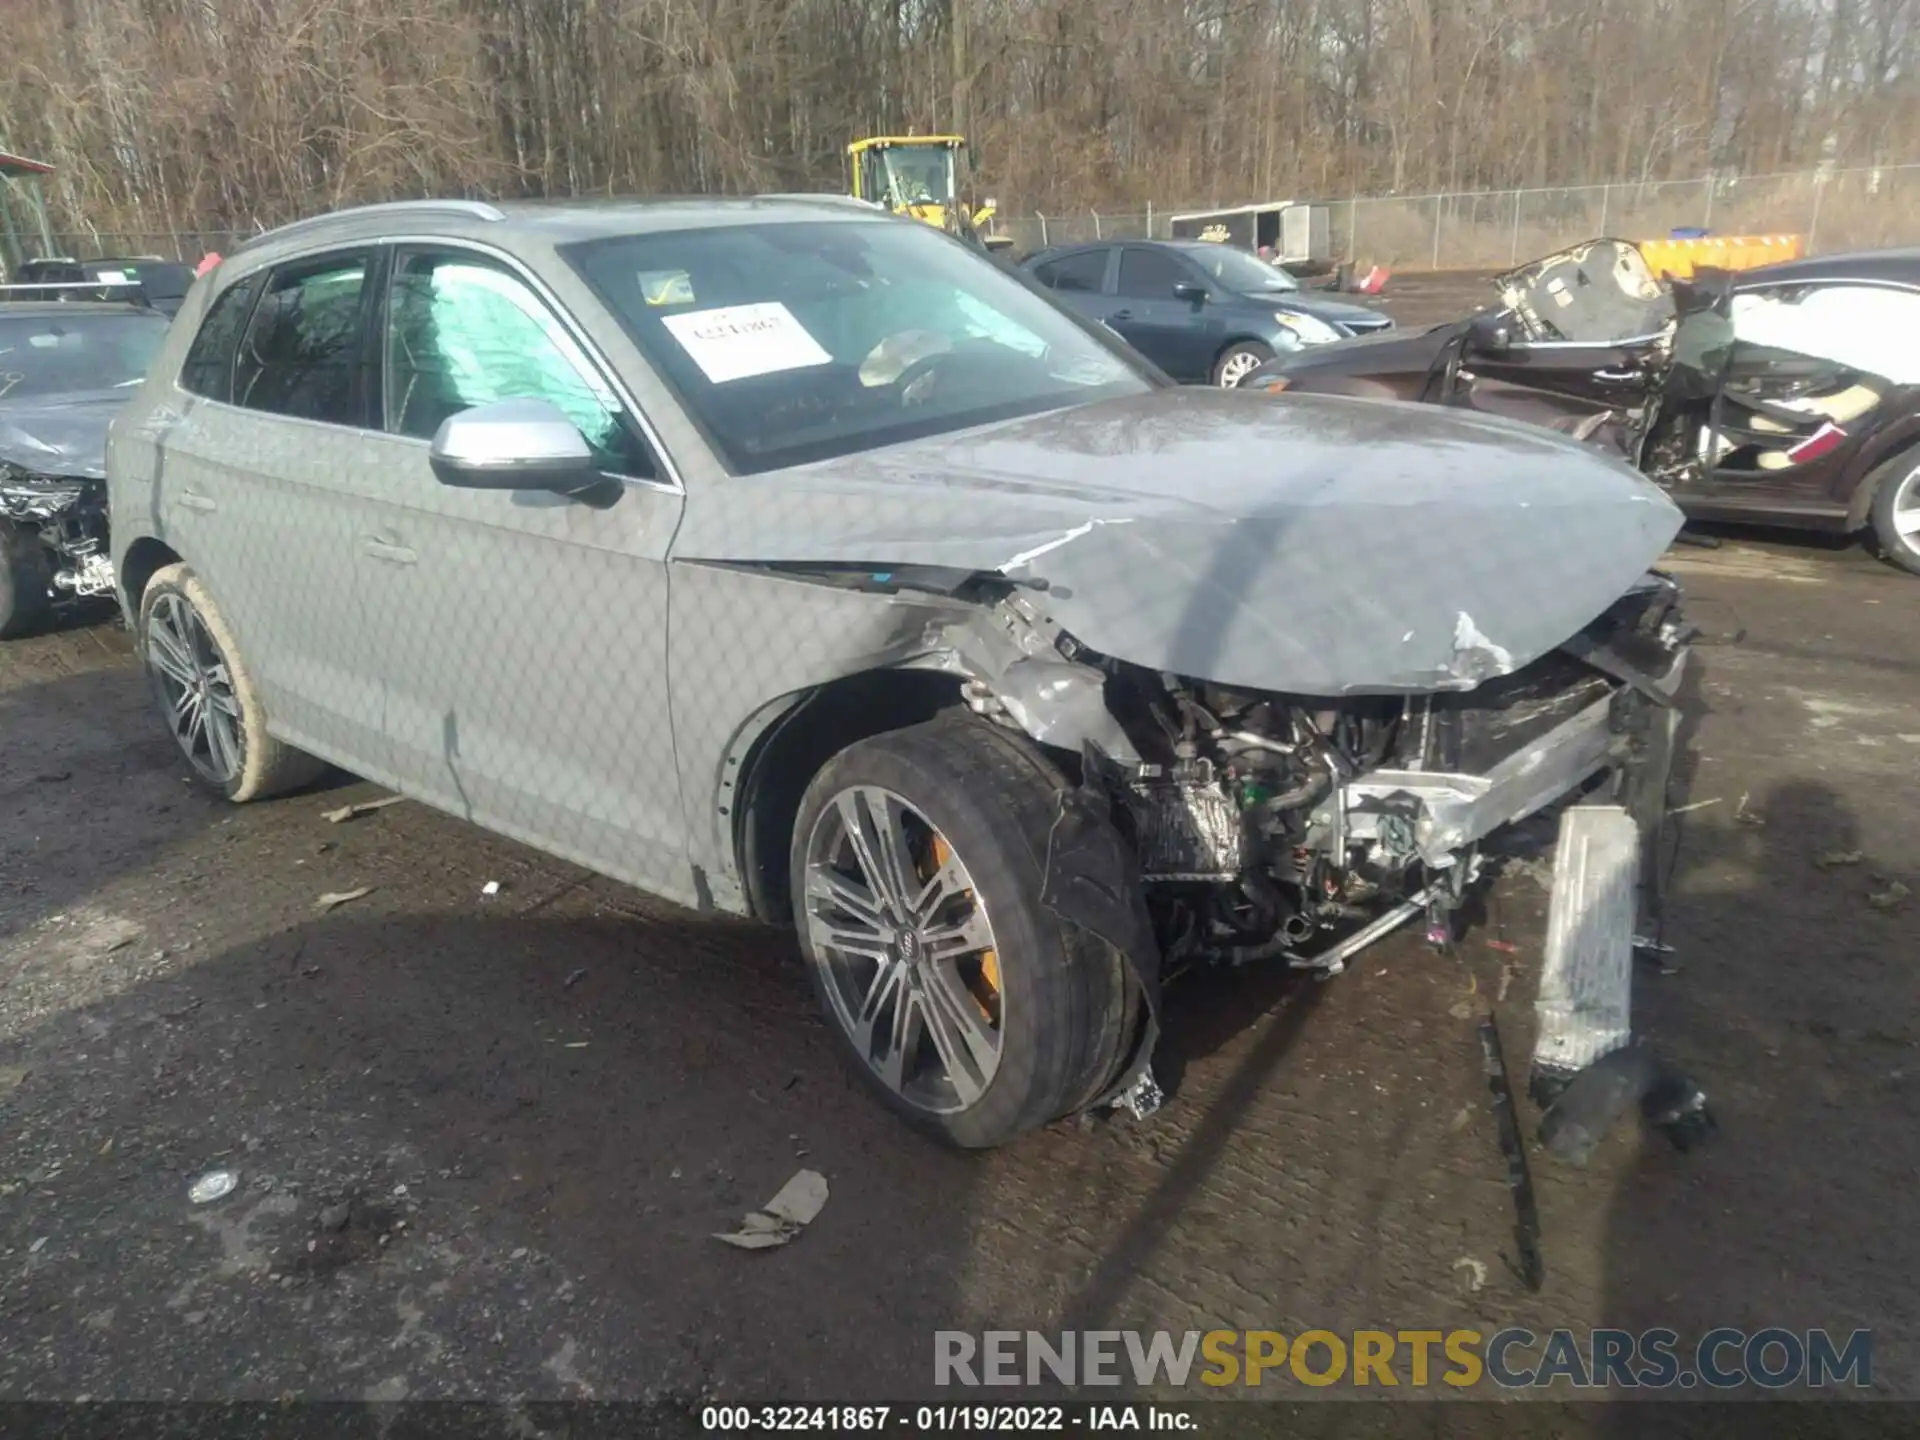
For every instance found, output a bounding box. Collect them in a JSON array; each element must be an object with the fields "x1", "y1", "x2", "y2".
[{"x1": 846, "y1": 135, "x2": 1013, "y2": 256}]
